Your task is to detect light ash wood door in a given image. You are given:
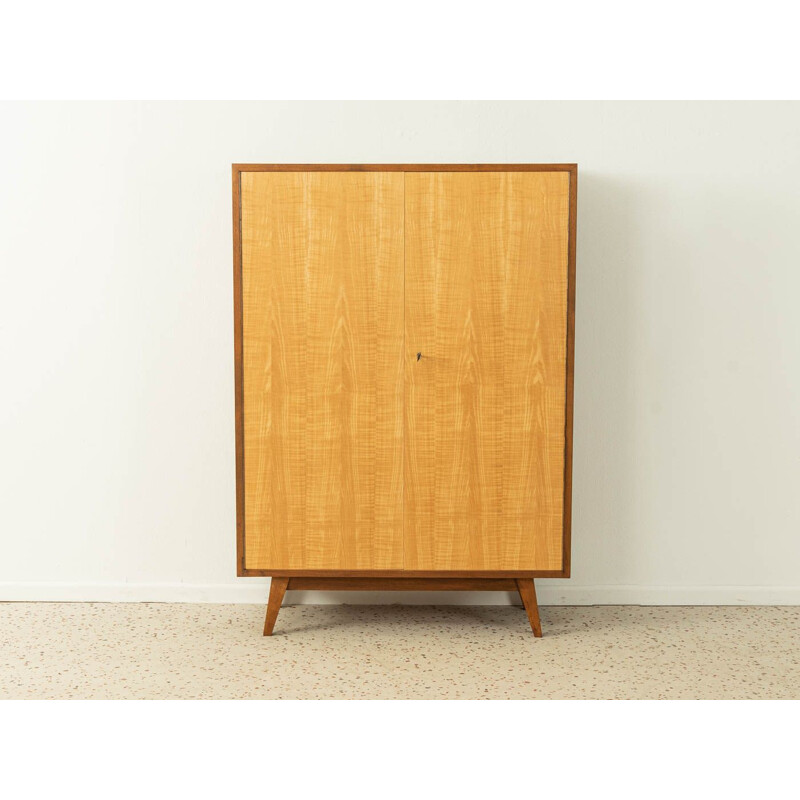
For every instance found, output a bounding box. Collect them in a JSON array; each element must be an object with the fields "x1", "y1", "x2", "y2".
[
  {"x1": 404, "y1": 172, "x2": 570, "y2": 571},
  {"x1": 241, "y1": 172, "x2": 404, "y2": 570}
]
